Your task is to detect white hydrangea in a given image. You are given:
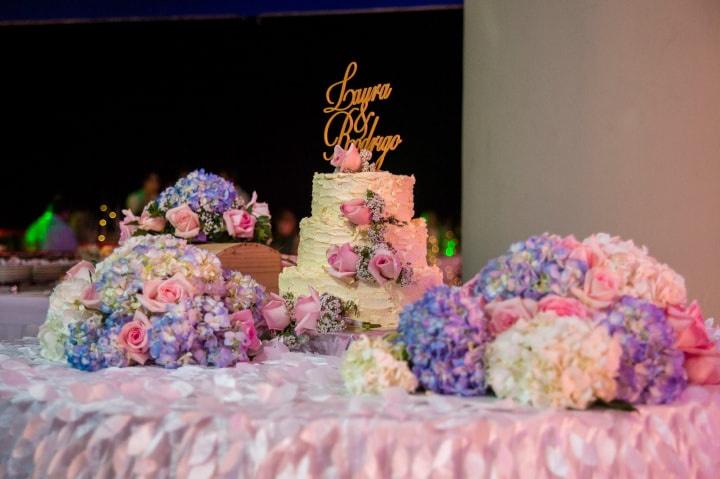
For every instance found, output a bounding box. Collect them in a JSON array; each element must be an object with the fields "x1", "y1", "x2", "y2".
[
  {"x1": 341, "y1": 336, "x2": 418, "y2": 395},
  {"x1": 39, "y1": 276, "x2": 101, "y2": 361},
  {"x1": 486, "y1": 313, "x2": 621, "y2": 409}
]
